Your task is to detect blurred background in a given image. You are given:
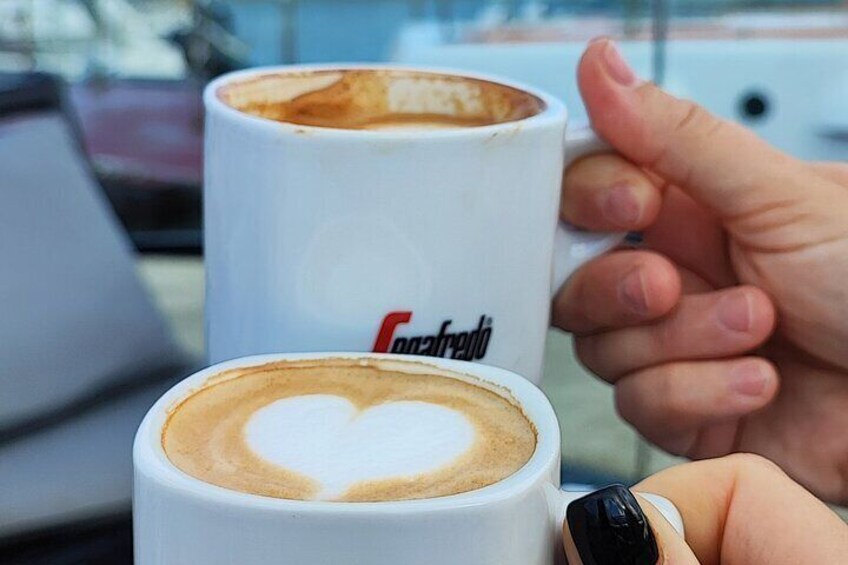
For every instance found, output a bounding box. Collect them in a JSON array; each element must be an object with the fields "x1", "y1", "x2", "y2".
[{"x1": 1, "y1": 0, "x2": 847, "y2": 562}]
